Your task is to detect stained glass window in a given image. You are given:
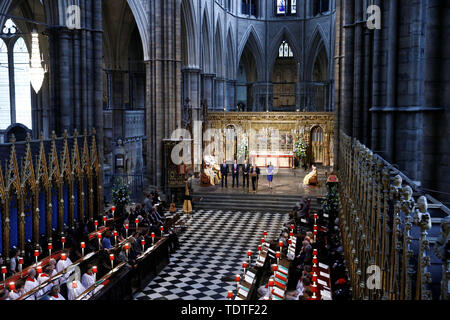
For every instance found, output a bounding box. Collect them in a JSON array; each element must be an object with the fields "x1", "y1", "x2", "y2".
[
  {"x1": 0, "y1": 39, "x2": 11, "y2": 129},
  {"x1": 277, "y1": 0, "x2": 286, "y2": 14},
  {"x1": 278, "y1": 41, "x2": 294, "y2": 58},
  {"x1": 291, "y1": 0, "x2": 297, "y2": 13}
]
